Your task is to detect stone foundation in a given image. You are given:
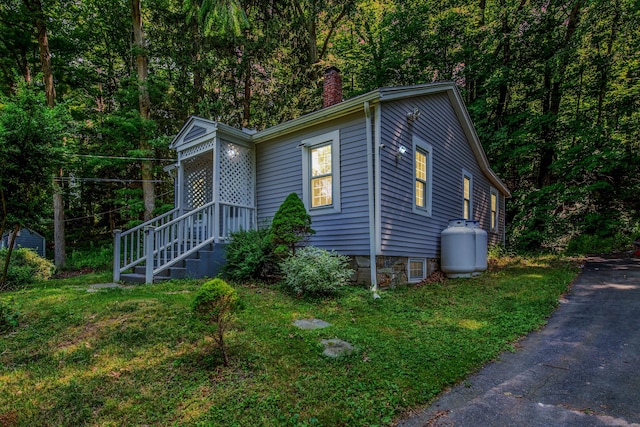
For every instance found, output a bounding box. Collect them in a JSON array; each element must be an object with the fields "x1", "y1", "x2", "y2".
[{"x1": 349, "y1": 255, "x2": 440, "y2": 288}]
